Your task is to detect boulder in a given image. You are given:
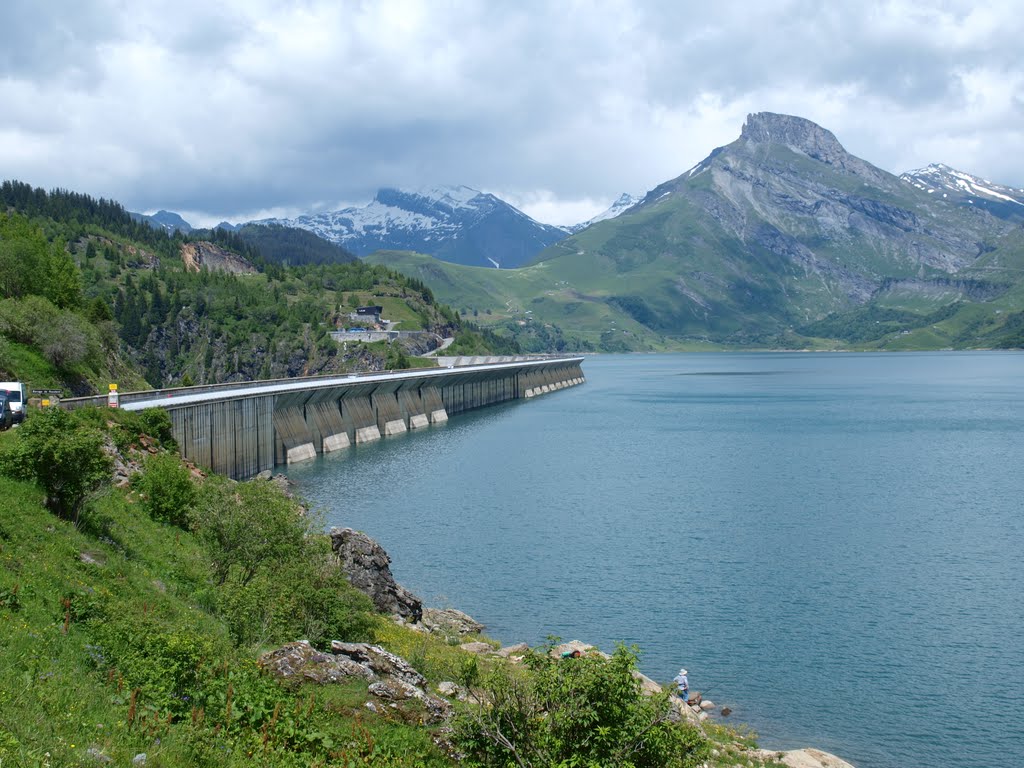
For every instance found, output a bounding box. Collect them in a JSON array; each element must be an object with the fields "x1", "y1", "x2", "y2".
[
  {"x1": 495, "y1": 642, "x2": 530, "y2": 658},
  {"x1": 367, "y1": 679, "x2": 453, "y2": 722},
  {"x1": 549, "y1": 640, "x2": 602, "y2": 659},
  {"x1": 458, "y1": 641, "x2": 494, "y2": 654},
  {"x1": 752, "y1": 748, "x2": 856, "y2": 768},
  {"x1": 329, "y1": 528, "x2": 422, "y2": 621},
  {"x1": 259, "y1": 640, "x2": 373, "y2": 684},
  {"x1": 261, "y1": 640, "x2": 452, "y2": 723},
  {"x1": 330, "y1": 642, "x2": 426, "y2": 689},
  {"x1": 421, "y1": 607, "x2": 484, "y2": 636},
  {"x1": 437, "y1": 681, "x2": 461, "y2": 698}
]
